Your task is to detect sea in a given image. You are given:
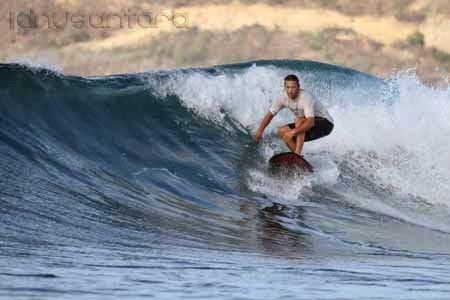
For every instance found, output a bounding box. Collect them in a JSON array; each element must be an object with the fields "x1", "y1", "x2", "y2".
[{"x1": 1, "y1": 60, "x2": 450, "y2": 299}]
